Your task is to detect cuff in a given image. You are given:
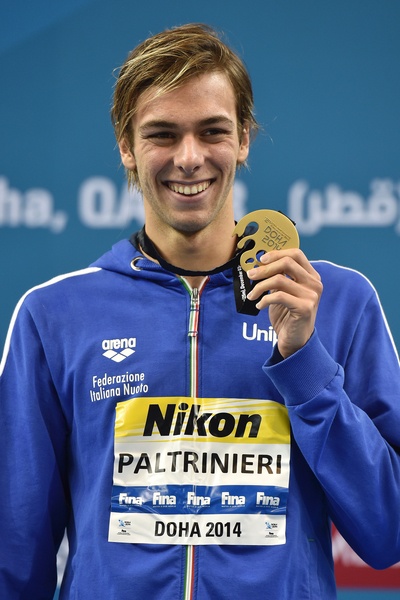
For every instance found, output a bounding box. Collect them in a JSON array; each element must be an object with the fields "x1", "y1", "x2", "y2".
[{"x1": 263, "y1": 330, "x2": 341, "y2": 406}]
